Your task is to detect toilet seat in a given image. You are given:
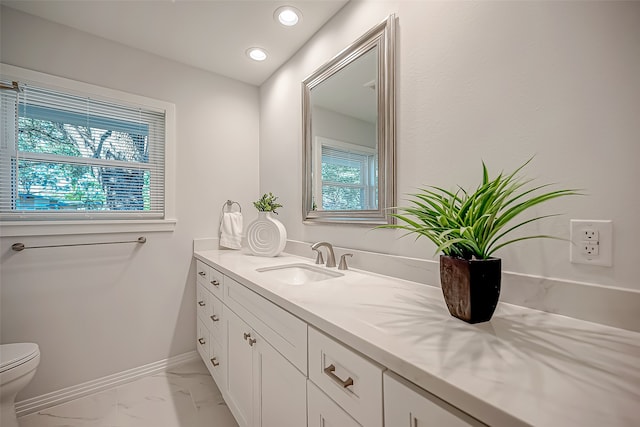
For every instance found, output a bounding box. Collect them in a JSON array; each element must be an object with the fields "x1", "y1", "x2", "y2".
[{"x1": 0, "y1": 343, "x2": 39, "y2": 373}]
